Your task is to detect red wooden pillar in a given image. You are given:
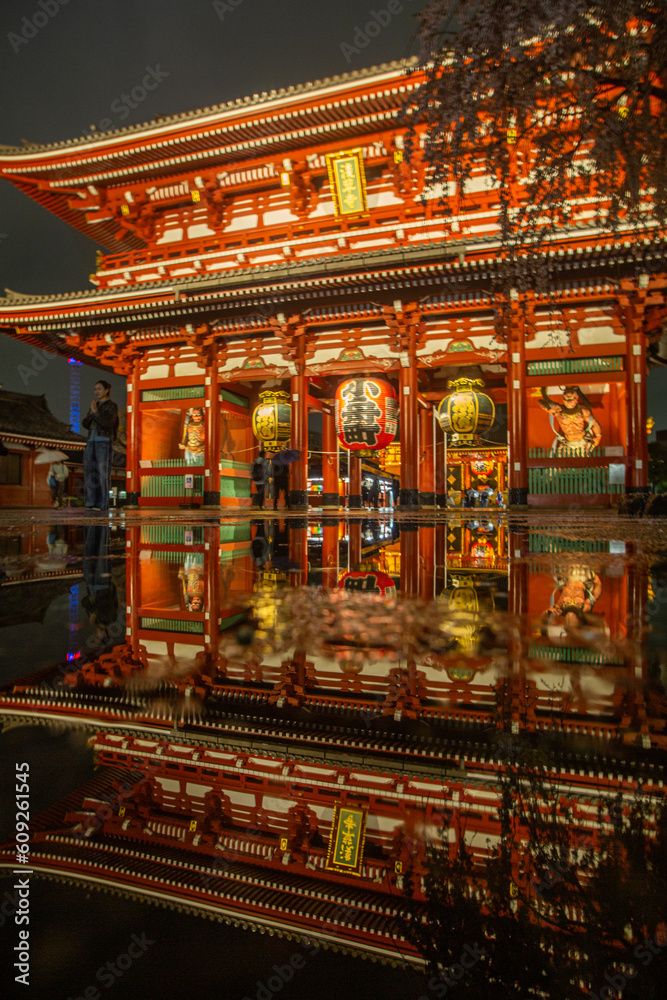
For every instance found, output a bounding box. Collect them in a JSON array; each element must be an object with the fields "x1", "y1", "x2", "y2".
[
  {"x1": 349, "y1": 453, "x2": 362, "y2": 509},
  {"x1": 321, "y1": 402, "x2": 339, "y2": 509},
  {"x1": 419, "y1": 525, "x2": 435, "y2": 600},
  {"x1": 203, "y1": 363, "x2": 220, "y2": 506},
  {"x1": 434, "y1": 416, "x2": 447, "y2": 508},
  {"x1": 28, "y1": 450, "x2": 36, "y2": 507},
  {"x1": 126, "y1": 525, "x2": 141, "y2": 657},
  {"x1": 321, "y1": 521, "x2": 339, "y2": 589},
  {"x1": 204, "y1": 526, "x2": 220, "y2": 657},
  {"x1": 289, "y1": 521, "x2": 308, "y2": 587},
  {"x1": 625, "y1": 297, "x2": 648, "y2": 497},
  {"x1": 289, "y1": 372, "x2": 309, "y2": 510},
  {"x1": 623, "y1": 542, "x2": 649, "y2": 745},
  {"x1": 507, "y1": 304, "x2": 528, "y2": 506},
  {"x1": 435, "y1": 522, "x2": 446, "y2": 595},
  {"x1": 400, "y1": 526, "x2": 419, "y2": 597},
  {"x1": 399, "y1": 362, "x2": 419, "y2": 508},
  {"x1": 505, "y1": 527, "x2": 529, "y2": 734},
  {"x1": 349, "y1": 521, "x2": 362, "y2": 568},
  {"x1": 125, "y1": 360, "x2": 141, "y2": 507},
  {"x1": 419, "y1": 405, "x2": 435, "y2": 508}
]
